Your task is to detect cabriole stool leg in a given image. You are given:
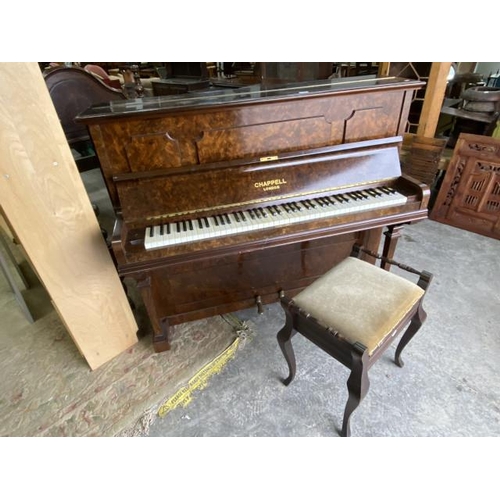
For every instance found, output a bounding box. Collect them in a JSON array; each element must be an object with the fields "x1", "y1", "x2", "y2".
[
  {"x1": 277, "y1": 308, "x2": 297, "y2": 386},
  {"x1": 341, "y1": 343, "x2": 370, "y2": 437},
  {"x1": 395, "y1": 302, "x2": 427, "y2": 368}
]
